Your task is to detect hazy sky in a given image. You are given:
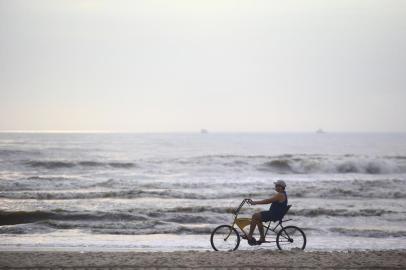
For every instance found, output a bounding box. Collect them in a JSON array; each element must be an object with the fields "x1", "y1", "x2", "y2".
[{"x1": 1, "y1": 0, "x2": 405, "y2": 132}]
